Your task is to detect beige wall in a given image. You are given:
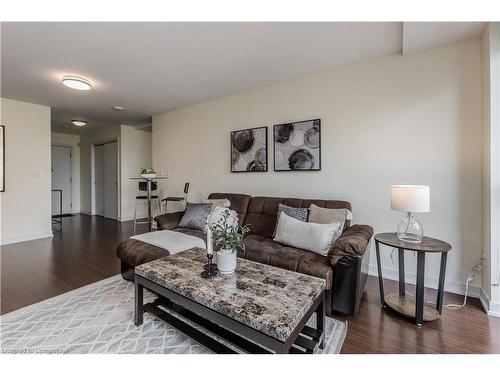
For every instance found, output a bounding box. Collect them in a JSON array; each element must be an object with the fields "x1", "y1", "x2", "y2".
[
  {"x1": 51, "y1": 132, "x2": 81, "y2": 213},
  {"x1": 79, "y1": 126, "x2": 121, "y2": 215},
  {"x1": 481, "y1": 23, "x2": 500, "y2": 316},
  {"x1": 120, "y1": 125, "x2": 153, "y2": 221},
  {"x1": 153, "y1": 39, "x2": 483, "y2": 295},
  {"x1": 0, "y1": 98, "x2": 52, "y2": 244}
]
